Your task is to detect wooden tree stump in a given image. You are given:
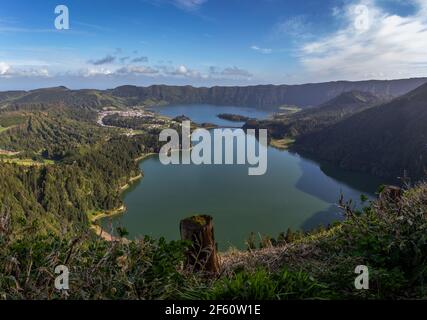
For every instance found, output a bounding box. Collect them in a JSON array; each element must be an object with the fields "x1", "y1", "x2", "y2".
[{"x1": 180, "y1": 215, "x2": 220, "y2": 275}]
